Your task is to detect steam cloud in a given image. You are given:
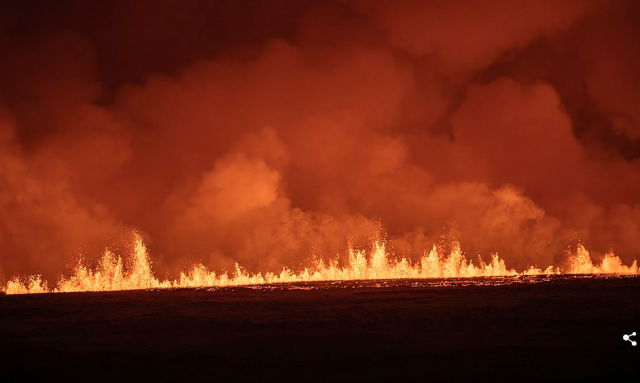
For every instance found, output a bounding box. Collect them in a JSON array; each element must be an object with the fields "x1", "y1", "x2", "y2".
[{"x1": 1, "y1": 0, "x2": 639, "y2": 280}]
